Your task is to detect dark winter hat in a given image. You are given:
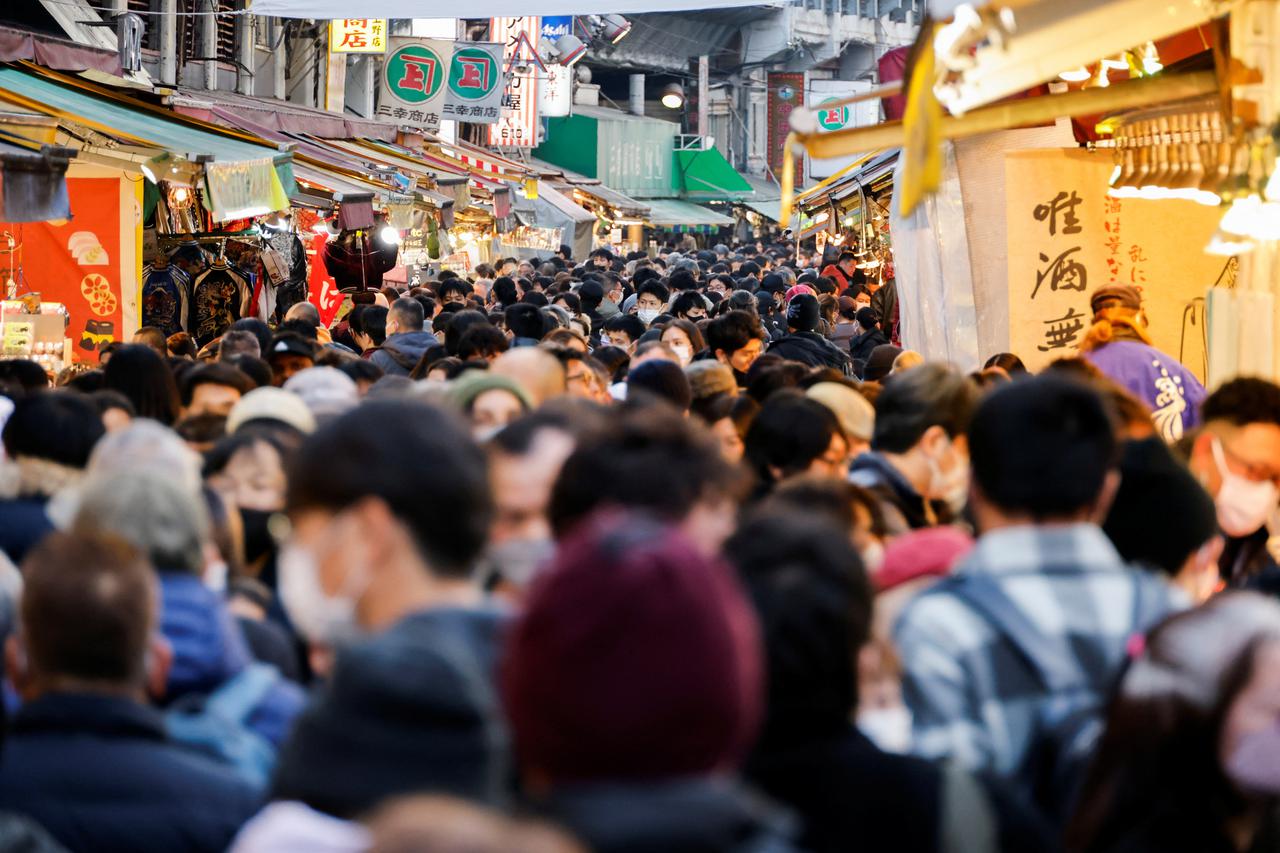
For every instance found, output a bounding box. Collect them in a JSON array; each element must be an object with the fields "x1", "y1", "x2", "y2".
[
  {"x1": 1103, "y1": 436, "x2": 1218, "y2": 577},
  {"x1": 501, "y1": 511, "x2": 763, "y2": 784},
  {"x1": 862, "y1": 344, "x2": 903, "y2": 383},
  {"x1": 1090, "y1": 284, "x2": 1142, "y2": 315},
  {"x1": 627, "y1": 360, "x2": 693, "y2": 412},
  {"x1": 755, "y1": 292, "x2": 776, "y2": 315},
  {"x1": 786, "y1": 293, "x2": 821, "y2": 333},
  {"x1": 855, "y1": 307, "x2": 879, "y2": 330},
  {"x1": 759, "y1": 272, "x2": 787, "y2": 295},
  {"x1": 577, "y1": 280, "x2": 604, "y2": 308}
]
